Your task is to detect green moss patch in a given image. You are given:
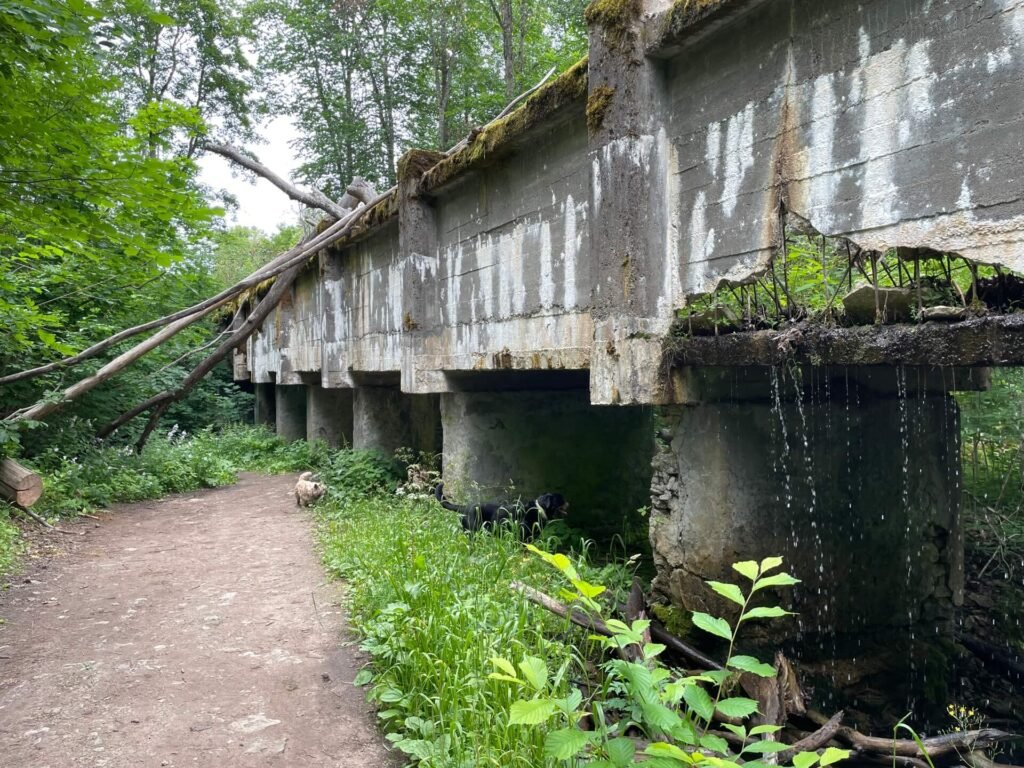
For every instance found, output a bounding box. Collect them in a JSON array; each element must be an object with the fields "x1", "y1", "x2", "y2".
[
  {"x1": 419, "y1": 57, "x2": 589, "y2": 193},
  {"x1": 586, "y1": 84, "x2": 616, "y2": 134},
  {"x1": 585, "y1": 0, "x2": 642, "y2": 52},
  {"x1": 397, "y1": 149, "x2": 447, "y2": 183}
]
